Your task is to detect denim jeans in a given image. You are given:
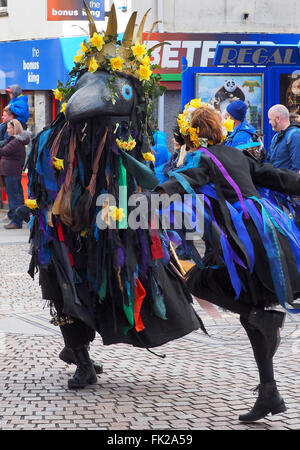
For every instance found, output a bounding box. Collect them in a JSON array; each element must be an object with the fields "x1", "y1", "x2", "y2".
[{"x1": 4, "y1": 175, "x2": 24, "y2": 227}]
